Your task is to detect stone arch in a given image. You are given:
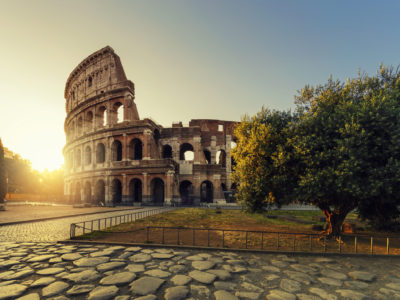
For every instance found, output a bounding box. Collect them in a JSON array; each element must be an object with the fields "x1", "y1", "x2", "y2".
[
  {"x1": 129, "y1": 138, "x2": 142, "y2": 160},
  {"x1": 179, "y1": 180, "x2": 194, "y2": 205},
  {"x1": 180, "y1": 143, "x2": 194, "y2": 161},
  {"x1": 75, "y1": 182, "x2": 81, "y2": 203},
  {"x1": 84, "y1": 181, "x2": 91, "y2": 203},
  {"x1": 203, "y1": 150, "x2": 211, "y2": 164},
  {"x1": 111, "y1": 178, "x2": 122, "y2": 204},
  {"x1": 96, "y1": 106, "x2": 107, "y2": 127},
  {"x1": 113, "y1": 102, "x2": 124, "y2": 123},
  {"x1": 162, "y1": 145, "x2": 172, "y2": 159},
  {"x1": 94, "y1": 180, "x2": 105, "y2": 205},
  {"x1": 129, "y1": 178, "x2": 142, "y2": 203},
  {"x1": 200, "y1": 180, "x2": 213, "y2": 203},
  {"x1": 96, "y1": 143, "x2": 106, "y2": 163},
  {"x1": 77, "y1": 116, "x2": 83, "y2": 136},
  {"x1": 111, "y1": 140, "x2": 123, "y2": 161},
  {"x1": 75, "y1": 149, "x2": 81, "y2": 167},
  {"x1": 151, "y1": 178, "x2": 164, "y2": 204},
  {"x1": 216, "y1": 149, "x2": 226, "y2": 167},
  {"x1": 221, "y1": 183, "x2": 229, "y2": 201},
  {"x1": 84, "y1": 146, "x2": 92, "y2": 165},
  {"x1": 85, "y1": 111, "x2": 93, "y2": 132},
  {"x1": 154, "y1": 129, "x2": 160, "y2": 145}
]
